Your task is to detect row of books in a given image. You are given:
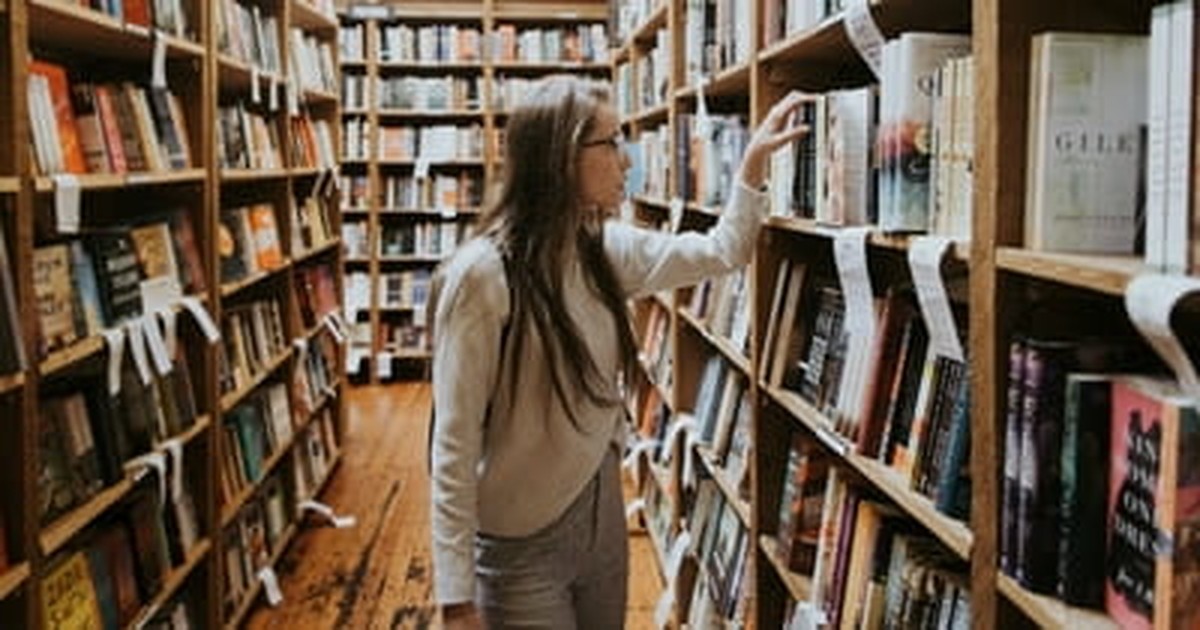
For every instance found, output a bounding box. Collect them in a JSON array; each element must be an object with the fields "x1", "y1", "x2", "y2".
[
  {"x1": 378, "y1": 124, "x2": 483, "y2": 162},
  {"x1": 67, "y1": 0, "x2": 194, "y2": 40},
  {"x1": 639, "y1": 302, "x2": 674, "y2": 397},
  {"x1": 218, "y1": 296, "x2": 288, "y2": 397},
  {"x1": 625, "y1": 124, "x2": 669, "y2": 199},
  {"x1": 219, "y1": 382, "x2": 294, "y2": 504},
  {"x1": 379, "y1": 222, "x2": 466, "y2": 258},
  {"x1": 344, "y1": 272, "x2": 370, "y2": 319},
  {"x1": 34, "y1": 214, "x2": 207, "y2": 358},
  {"x1": 294, "y1": 327, "x2": 339, "y2": 417},
  {"x1": 30, "y1": 61, "x2": 193, "y2": 176},
  {"x1": 492, "y1": 24, "x2": 609, "y2": 64},
  {"x1": 342, "y1": 222, "x2": 369, "y2": 260},
  {"x1": 613, "y1": 0, "x2": 663, "y2": 43},
  {"x1": 342, "y1": 117, "x2": 371, "y2": 160},
  {"x1": 762, "y1": 0, "x2": 845, "y2": 49},
  {"x1": 381, "y1": 172, "x2": 484, "y2": 211},
  {"x1": 0, "y1": 223, "x2": 27, "y2": 375},
  {"x1": 376, "y1": 76, "x2": 483, "y2": 111},
  {"x1": 291, "y1": 116, "x2": 336, "y2": 170},
  {"x1": 379, "y1": 270, "x2": 431, "y2": 310},
  {"x1": 341, "y1": 175, "x2": 369, "y2": 209},
  {"x1": 760, "y1": 261, "x2": 971, "y2": 520},
  {"x1": 40, "y1": 477, "x2": 201, "y2": 630},
  {"x1": 216, "y1": 0, "x2": 284, "y2": 75},
  {"x1": 289, "y1": 28, "x2": 338, "y2": 96},
  {"x1": 218, "y1": 105, "x2": 284, "y2": 171},
  {"x1": 777, "y1": 467, "x2": 971, "y2": 629},
  {"x1": 492, "y1": 76, "x2": 613, "y2": 112},
  {"x1": 998, "y1": 336, "x2": 1200, "y2": 628},
  {"x1": 686, "y1": 268, "x2": 750, "y2": 356},
  {"x1": 767, "y1": 37, "x2": 974, "y2": 239},
  {"x1": 614, "y1": 62, "x2": 635, "y2": 120},
  {"x1": 291, "y1": 187, "x2": 338, "y2": 257},
  {"x1": 40, "y1": 349, "x2": 200, "y2": 527},
  {"x1": 675, "y1": 113, "x2": 749, "y2": 208},
  {"x1": 683, "y1": 0, "x2": 752, "y2": 84},
  {"x1": 338, "y1": 21, "x2": 367, "y2": 61},
  {"x1": 677, "y1": 357, "x2": 753, "y2": 488},
  {"x1": 218, "y1": 203, "x2": 285, "y2": 285},
  {"x1": 377, "y1": 24, "x2": 482, "y2": 63},
  {"x1": 684, "y1": 474, "x2": 752, "y2": 626},
  {"x1": 635, "y1": 29, "x2": 671, "y2": 111},
  {"x1": 294, "y1": 262, "x2": 340, "y2": 332},
  {"x1": 341, "y1": 73, "x2": 367, "y2": 110}
]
